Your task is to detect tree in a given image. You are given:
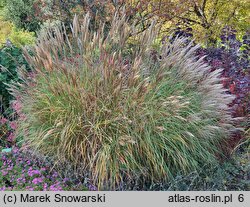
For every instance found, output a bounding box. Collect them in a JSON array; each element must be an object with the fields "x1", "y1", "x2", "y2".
[
  {"x1": 175, "y1": 0, "x2": 250, "y2": 44},
  {"x1": 125, "y1": 0, "x2": 250, "y2": 44}
]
